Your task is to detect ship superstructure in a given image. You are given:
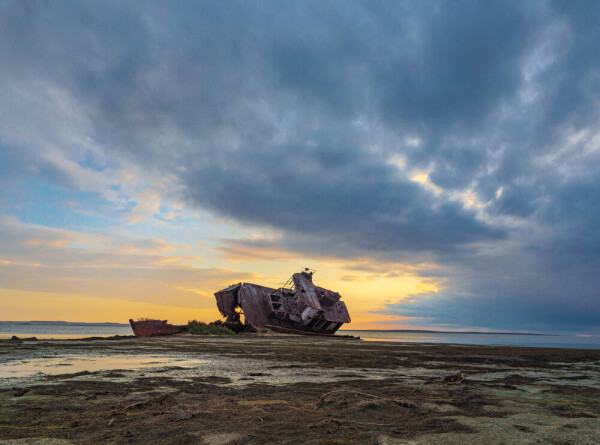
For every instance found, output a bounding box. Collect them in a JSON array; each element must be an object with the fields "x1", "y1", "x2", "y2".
[{"x1": 214, "y1": 269, "x2": 350, "y2": 335}]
